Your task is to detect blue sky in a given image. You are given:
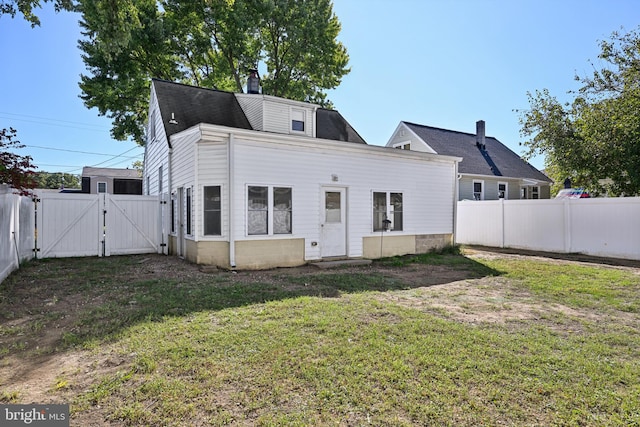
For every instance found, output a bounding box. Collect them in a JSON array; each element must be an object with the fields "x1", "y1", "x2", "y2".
[{"x1": 1, "y1": 0, "x2": 639, "y2": 175}]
